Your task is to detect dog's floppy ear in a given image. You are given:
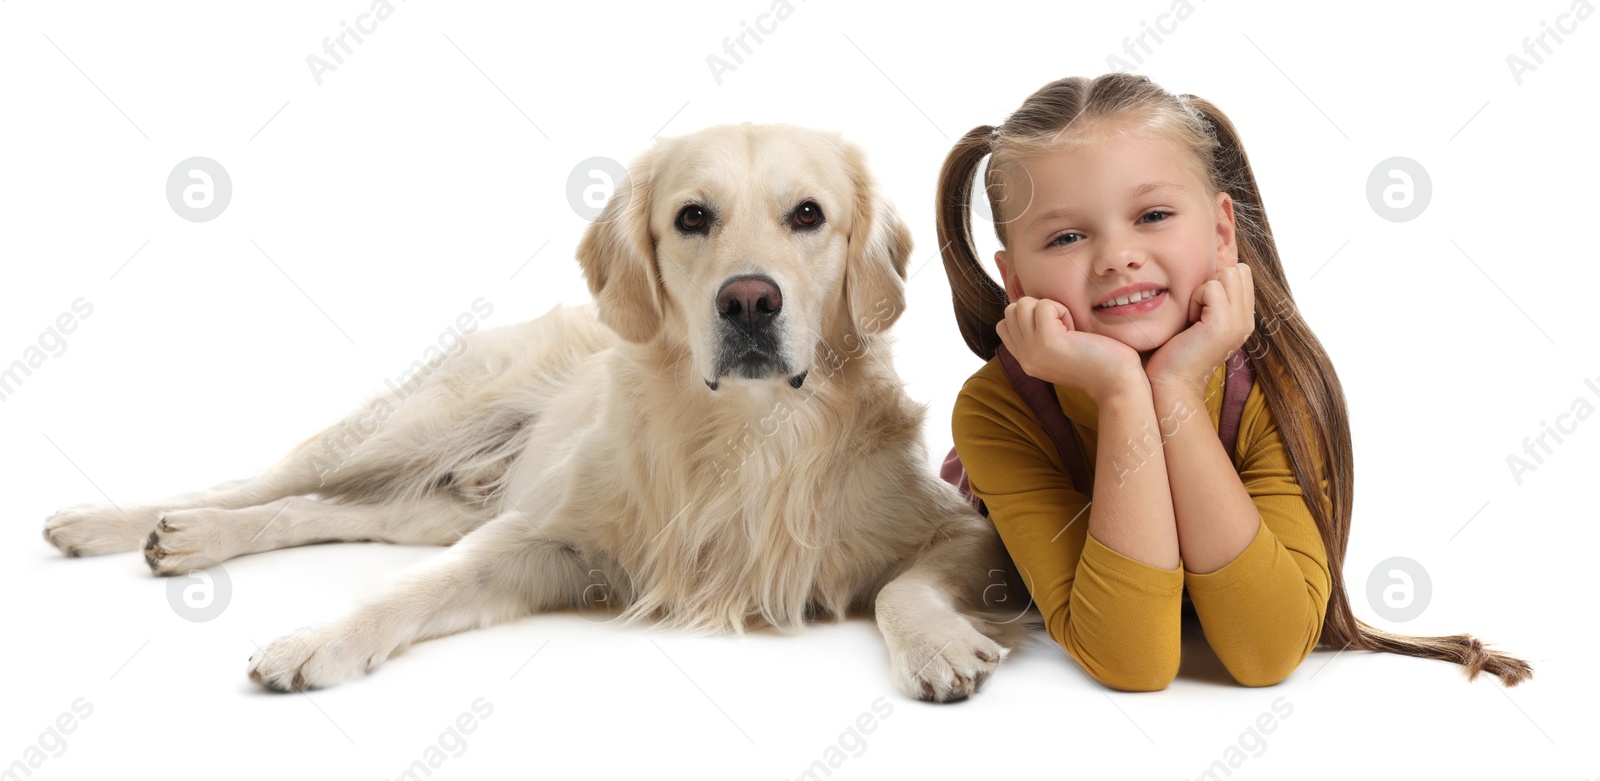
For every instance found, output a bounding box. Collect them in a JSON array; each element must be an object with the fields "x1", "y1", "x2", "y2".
[
  {"x1": 842, "y1": 142, "x2": 913, "y2": 339},
  {"x1": 577, "y1": 148, "x2": 663, "y2": 344}
]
